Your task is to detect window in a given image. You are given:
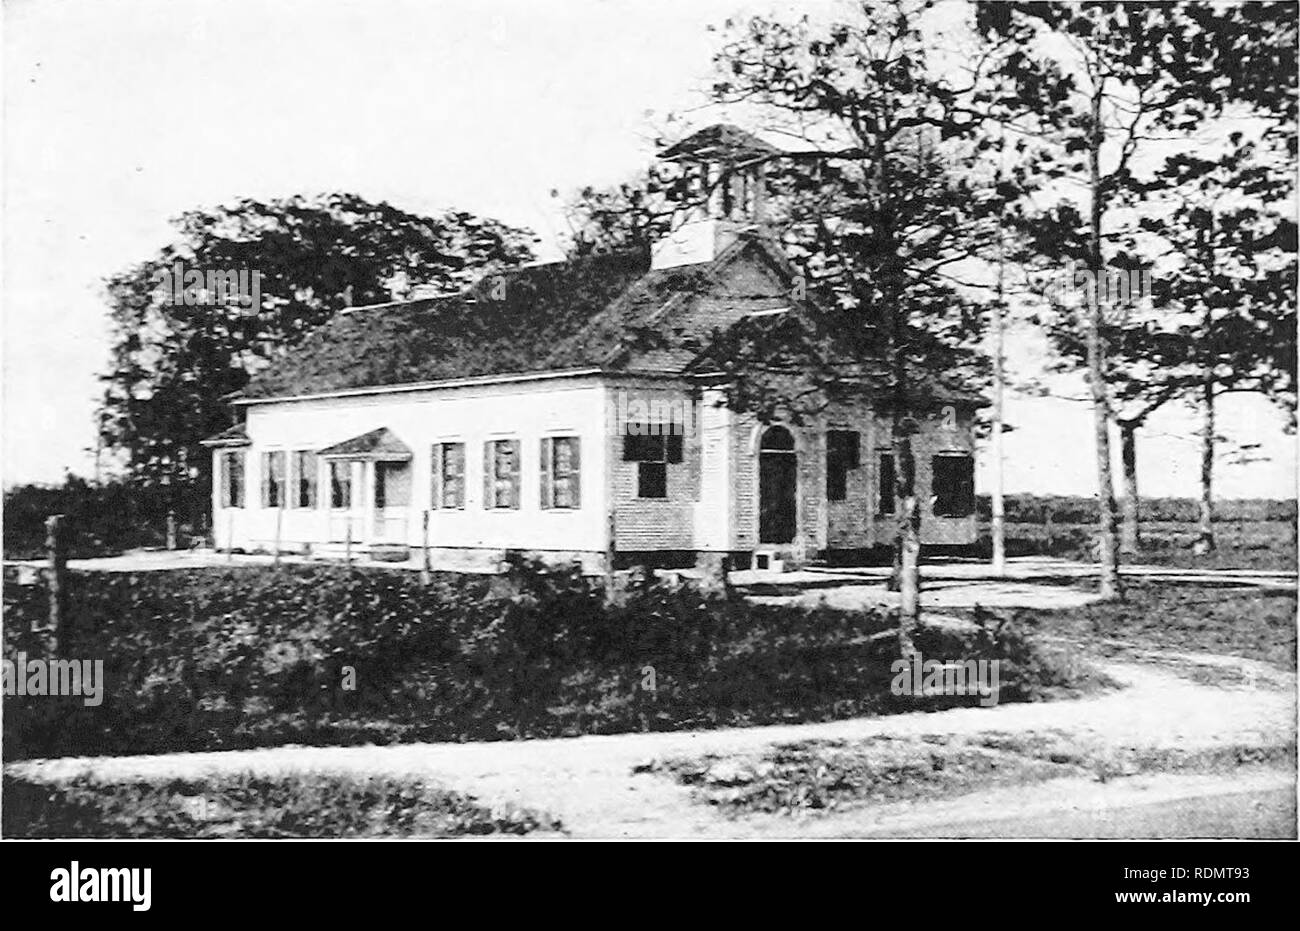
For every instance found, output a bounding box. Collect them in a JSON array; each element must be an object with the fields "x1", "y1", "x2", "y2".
[
  {"x1": 220, "y1": 450, "x2": 245, "y2": 508},
  {"x1": 294, "y1": 451, "x2": 318, "y2": 508},
  {"x1": 374, "y1": 462, "x2": 411, "y2": 508},
  {"x1": 878, "y1": 453, "x2": 896, "y2": 515},
  {"x1": 483, "y1": 439, "x2": 520, "y2": 509},
  {"x1": 540, "y1": 437, "x2": 581, "y2": 509},
  {"x1": 329, "y1": 461, "x2": 352, "y2": 509},
  {"x1": 932, "y1": 454, "x2": 975, "y2": 517},
  {"x1": 826, "y1": 430, "x2": 860, "y2": 501},
  {"x1": 261, "y1": 451, "x2": 286, "y2": 508},
  {"x1": 623, "y1": 423, "x2": 683, "y2": 499},
  {"x1": 431, "y1": 443, "x2": 465, "y2": 509}
]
